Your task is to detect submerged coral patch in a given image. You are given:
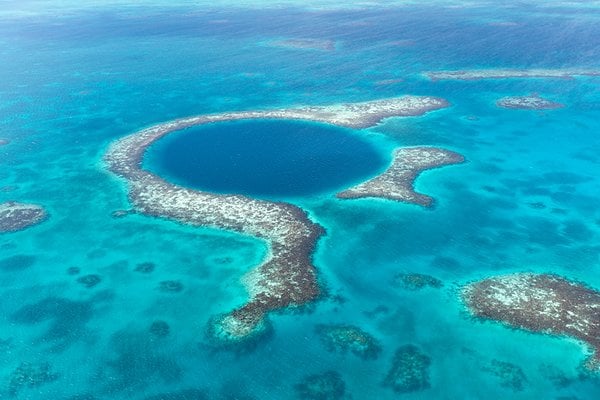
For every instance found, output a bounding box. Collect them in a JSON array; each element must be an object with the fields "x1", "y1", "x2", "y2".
[
  {"x1": 0, "y1": 254, "x2": 36, "y2": 272},
  {"x1": 6, "y1": 362, "x2": 59, "y2": 397},
  {"x1": 135, "y1": 262, "x2": 155, "y2": 274},
  {"x1": 383, "y1": 345, "x2": 431, "y2": 393},
  {"x1": 483, "y1": 359, "x2": 528, "y2": 391},
  {"x1": 76, "y1": 274, "x2": 102, "y2": 288},
  {"x1": 315, "y1": 324, "x2": 382, "y2": 360},
  {"x1": 392, "y1": 272, "x2": 443, "y2": 291},
  {"x1": 158, "y1": 280, "x2": 184, "y2": 293},
  {"x1": 149, "y1": 320, "x2": 170, "y2": 338},
  {"x1": 462, "y1": 273, "x2": 600, "y2": 370},
  {"x1": 10, "y1": 296, "x2": 96, "y2": 351},
  {"x1": 294, "y1": 371, "x2": 346, "y2": 400}
]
